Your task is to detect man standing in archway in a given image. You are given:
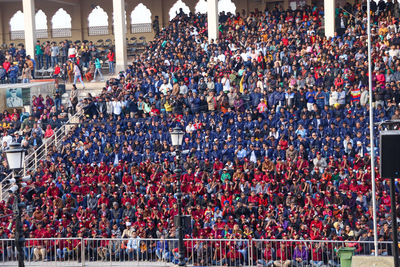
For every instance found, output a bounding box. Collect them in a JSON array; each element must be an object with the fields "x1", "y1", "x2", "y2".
[{"x1": 153, "y1": 16, "x2": 160, "y2": 36}]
